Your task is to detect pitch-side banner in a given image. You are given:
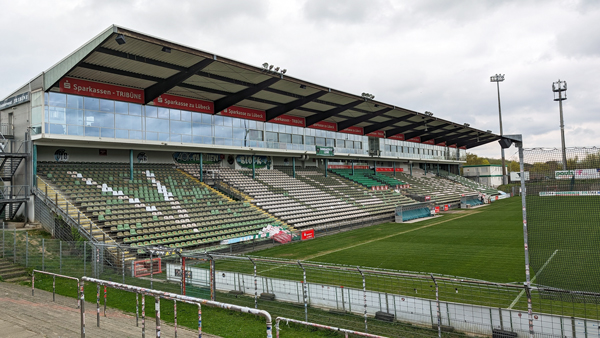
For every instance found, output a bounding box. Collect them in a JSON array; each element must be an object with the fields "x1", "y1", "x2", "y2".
[
  {"x1": 555, "y1": 169, "x2": 600, "y2": 180},
  {"x1": 60, "y1": 77, "x2": 144, "y2": 104}
]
